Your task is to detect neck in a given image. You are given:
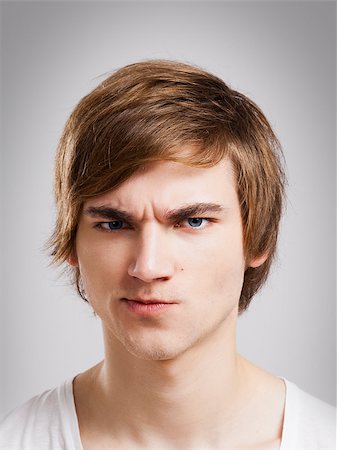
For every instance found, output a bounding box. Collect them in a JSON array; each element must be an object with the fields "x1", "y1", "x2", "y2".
[{"x1": 90, "y1": 314, "x2": 254, "y2": 447}]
